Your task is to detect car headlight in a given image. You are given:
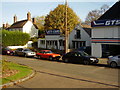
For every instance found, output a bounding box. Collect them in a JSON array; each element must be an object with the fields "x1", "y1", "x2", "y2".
[
  {"x1": 7, "y1": 51, "x2": 10, "y2": 54},
  {"x1": 52, "y1": 55, "x2": 56, "y2": 57},
  {"x1": 90, "y1": 58, "x2": 96, "y2": 61}
]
